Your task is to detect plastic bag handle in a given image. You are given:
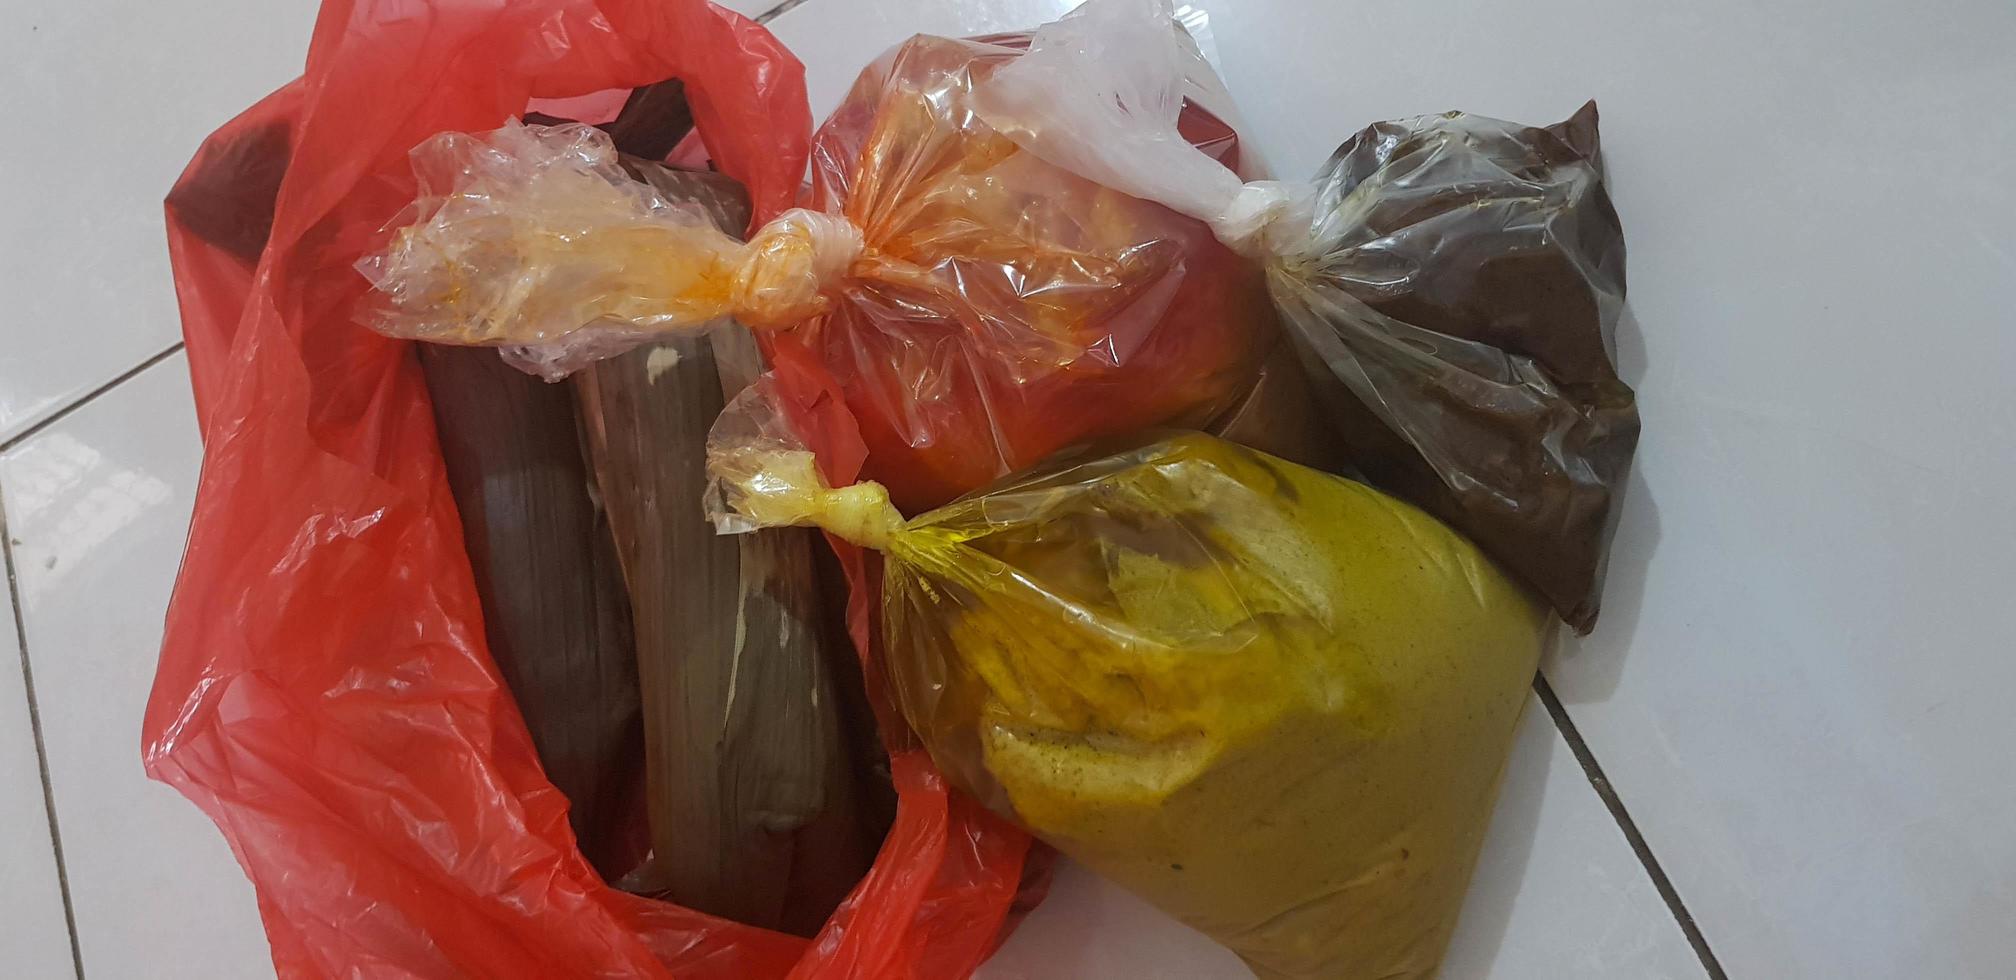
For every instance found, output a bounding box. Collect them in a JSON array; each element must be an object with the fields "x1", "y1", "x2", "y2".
[{"x1": 971, "y1": 0, "x2": 1309, "y2": 257}]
